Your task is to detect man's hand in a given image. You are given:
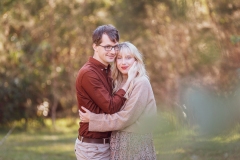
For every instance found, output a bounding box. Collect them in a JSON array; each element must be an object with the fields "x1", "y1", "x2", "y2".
[{"x1": 79, "y1": 107, "x2": 91, "y2": 122}]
